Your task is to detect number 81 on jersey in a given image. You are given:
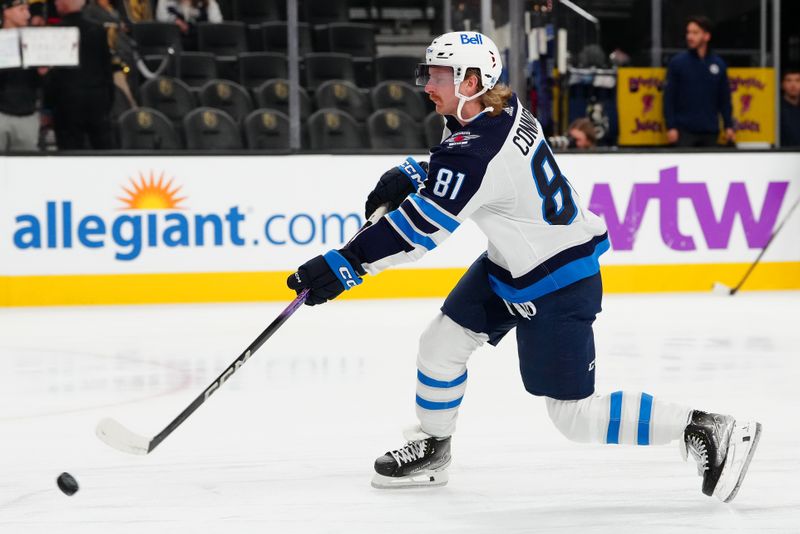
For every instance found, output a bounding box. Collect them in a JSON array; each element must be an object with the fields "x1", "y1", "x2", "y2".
[{"x1": 532, "y1": 142, "x2": 577, "y2": 226}]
